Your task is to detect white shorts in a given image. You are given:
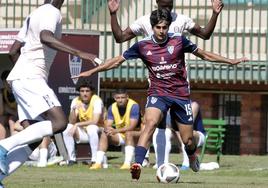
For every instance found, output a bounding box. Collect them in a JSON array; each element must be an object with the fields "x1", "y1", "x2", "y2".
[
  {"x1": 11, "y1": 78, "x2": 61, "y2": 121},
  {"x1": 196, "y1": 131, "x2": 205, "y2": 147},
  {"x1": 76, "y1": 125, "x2": 102, "y2": 143},
  {"x1": 116, "y1": 133, "x2": 125, "y2": 146}
]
